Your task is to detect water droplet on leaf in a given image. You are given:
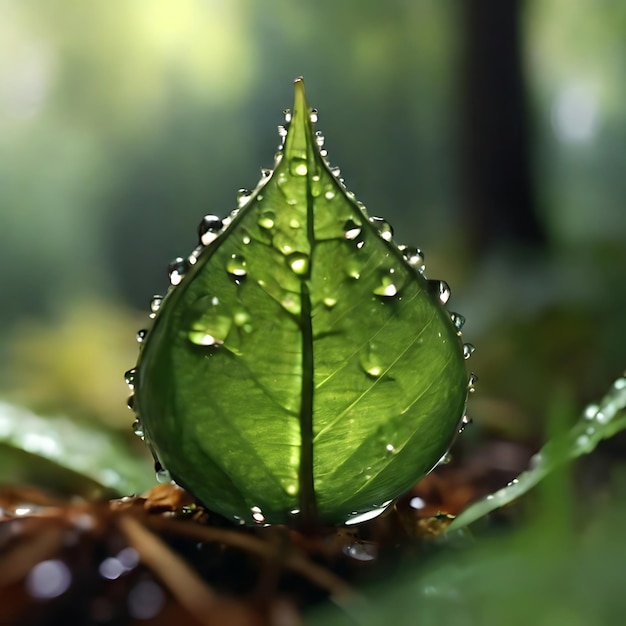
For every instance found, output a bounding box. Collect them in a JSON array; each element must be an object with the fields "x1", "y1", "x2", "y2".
[
  {"x1": 343, "y1": 219, "x2": 362, "y2": 241},
  {"x1": 258, "y1": 210, "x2": 275, "y2": 229},
  {"x1": 251, "y1": 505, "x2": 266, "y2": 524},
  {"x1": 136, "y1": 329, "x2": 148, "y2": 344},
  {"x1": 168, "y1": 257, "x2": 188, "y2": 286},
  {"x1": 187, "y1": 296, "x2": 233, "y2": 347},
  {"x1": 149, "y1": 295, "x2": 163, "y2": 315},
  {"x1": 398, "y1": 245, "x2": 425, "y2": 272},
  {"x1": 450, "y1": 312, "x2": 465, "y2": 332},
  {"x1": 373, "y1": 270, "x2": 399, "y2": 297},
  {"x1": 124, "y1": 368, "x2": 137, "y2": 390},
  {"x1": 197, "y1": 215, "x2": 223, "y2": 246},
  {"x1": 226, "y1": 254, "x2": 247, "y2": 278},
  {"x1": 369, "y1": 216, "x2": 394, "y2": 242},
  {"x1": 288, "y1": 252, "x2": 309, "y2": 275},
  {"x1": 155, "y1": 462, "x2": 171, "y2": 483},
  {"x1": 436, "y1": 451, "x2": 452, "y2": 466},
  {"x1": 290, "y1": 158, "x2": 308, "y2": 176},
  {"x1": 237, "y1": 188, "x2": 252, "y2": 208},
  {"x1": 132, "y1": 418, "x2": 144, "y2": 439},
  {"x1": 463, "y1": 343, "x2": 475, "y2": 359},
  {"x1": 458, "y1": 414, "x2": 473, "y2": 433},
  {"x1": 428, "y1": 279, "x2": 451, "y2": 305}
]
